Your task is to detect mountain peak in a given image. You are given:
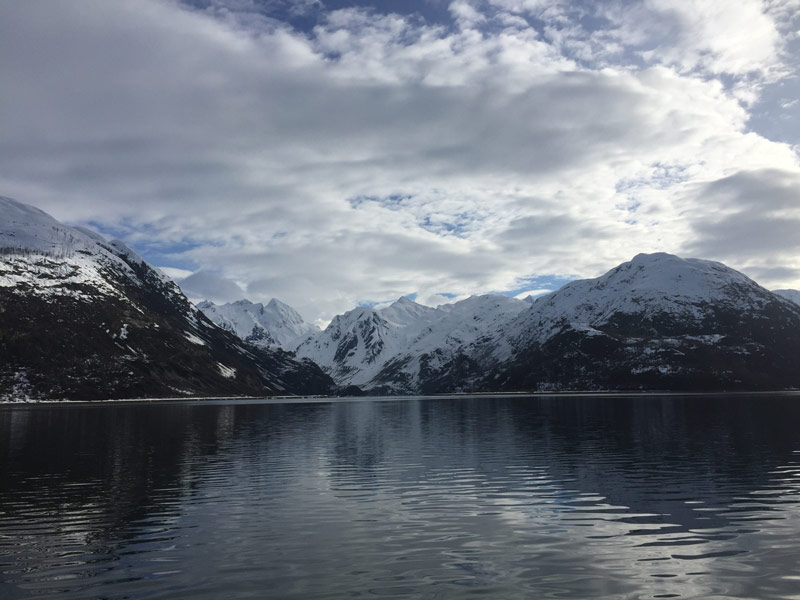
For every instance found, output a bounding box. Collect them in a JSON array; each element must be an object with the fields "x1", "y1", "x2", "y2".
[
  {"x1": 232, "y1": 298, "x2": 256, "y2": 306},
  {"x1": 514, "y1": 252, "x2": 776, "y2": 348},
  {"x1": 380, "y1": 295, "x2": 435, "y2": 328},
  {"x1": 266, "y1": 297, "x2": 299, "y2": 315},
  {"x1": 198, "y1": 296, "x2": 318, "y2": 351},
  {"x1": 1, "y1": 197, "x2": 335, "y2": 399},
  {"x1": 630, "y1": 251, "x2": 677, "y2": 264},
  {"x1": 0, "y1": 195, "x2": 52, "y2": 219},
  {"x1": 1, "y1": 196, "x2": 95, "y2": 257},
  {"x1": 336, "y1": 306, "x2": 378, "y2": 323}
]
